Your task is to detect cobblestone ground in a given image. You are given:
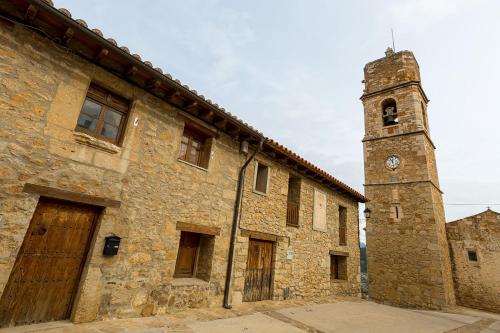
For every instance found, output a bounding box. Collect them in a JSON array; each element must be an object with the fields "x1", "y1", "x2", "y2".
[{"x1": 1, "y1": 297, "x2": 499, "y2": 333}]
